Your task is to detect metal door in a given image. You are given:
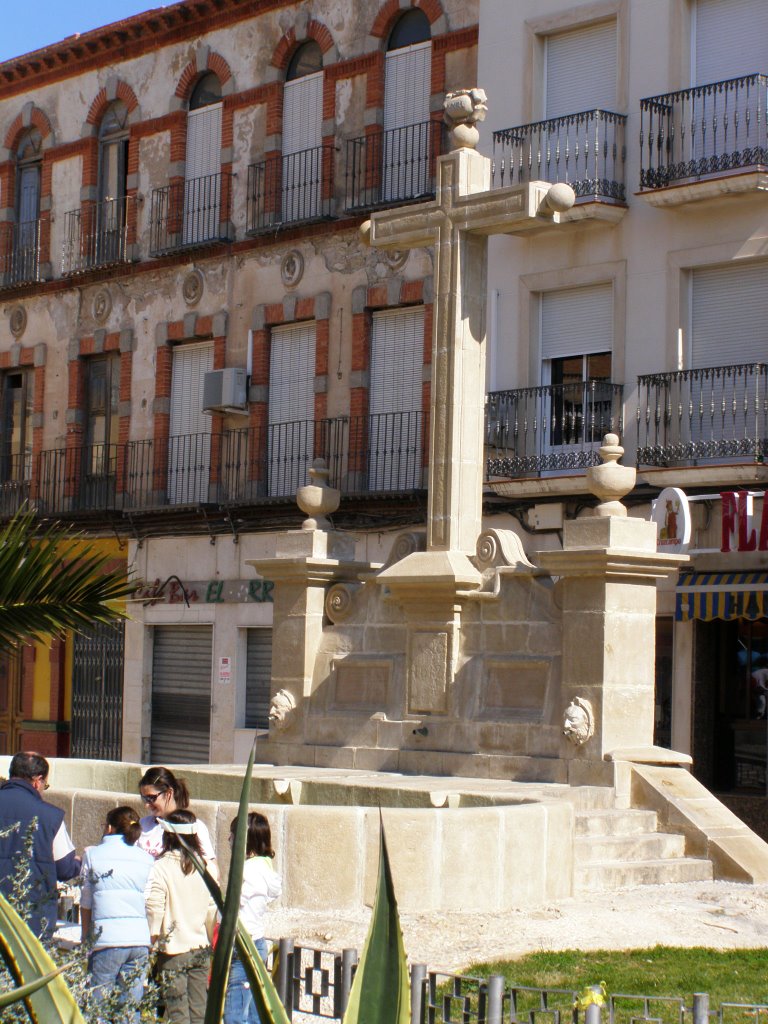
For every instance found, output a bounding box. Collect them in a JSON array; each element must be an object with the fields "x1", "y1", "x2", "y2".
[
  {"x1": 71, "y1": 622, "x2": 125, "y2": 761},
  {"x1": 151, "y1": 625, "x2": 212, "y2": 763}
]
